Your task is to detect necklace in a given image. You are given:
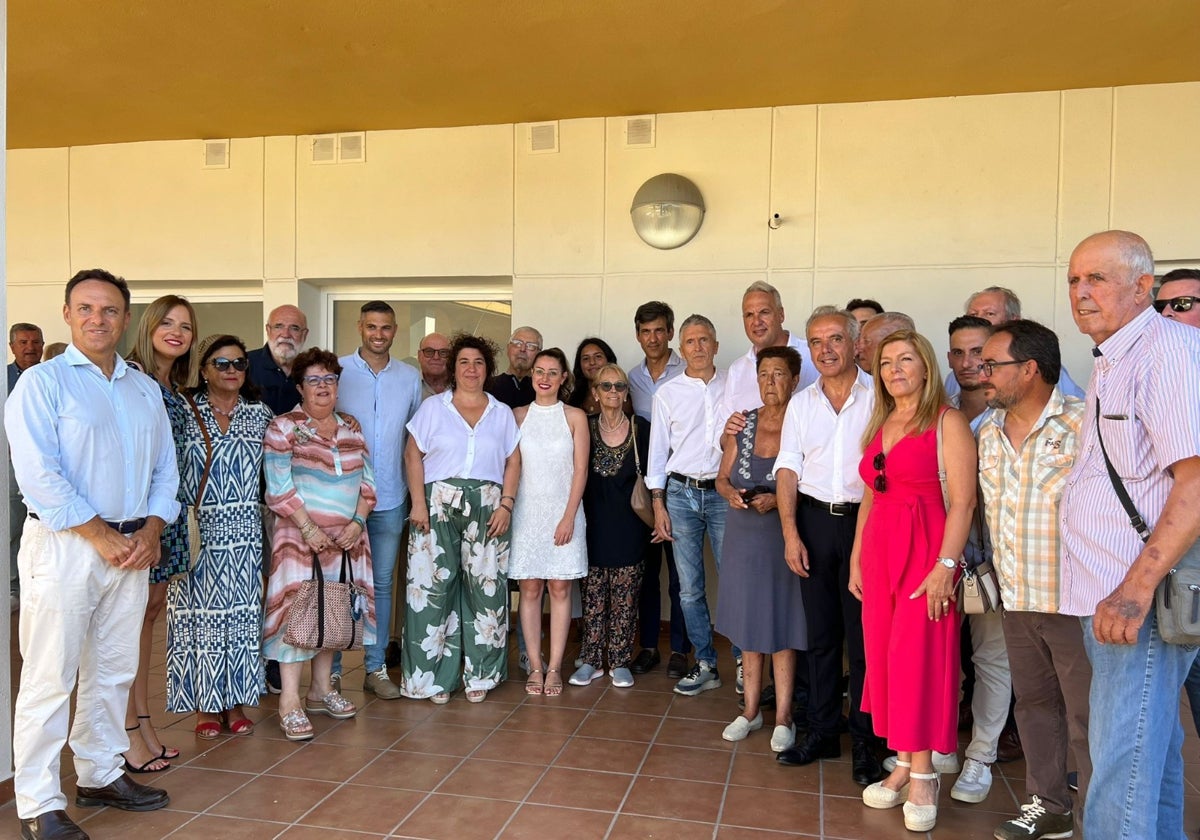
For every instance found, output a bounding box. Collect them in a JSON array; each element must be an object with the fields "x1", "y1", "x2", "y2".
[
  {"x1": 598, "y1": 412, "x2": 628, "y2": 434},
  {"x1": 209, "y1": 398, "x2": 238, "y2": 418}
]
